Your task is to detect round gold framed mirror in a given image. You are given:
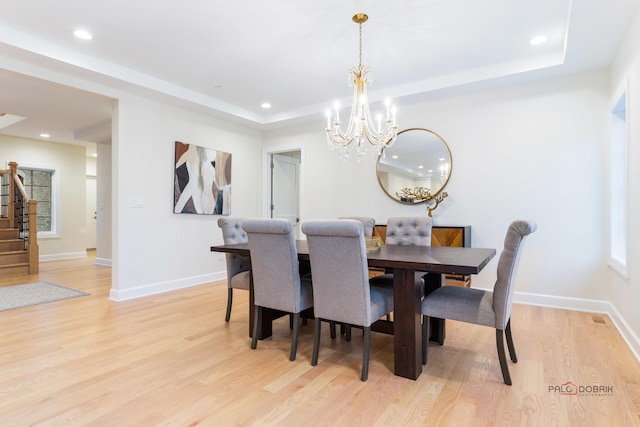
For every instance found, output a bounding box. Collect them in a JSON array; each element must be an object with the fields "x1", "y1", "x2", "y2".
[{"x1": 376, "y1": 128, "x2": 452, "y2": 204}]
